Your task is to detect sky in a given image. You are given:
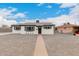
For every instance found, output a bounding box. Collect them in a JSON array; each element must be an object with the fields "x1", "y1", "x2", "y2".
[{"x1": 0, "y1": 3, "x2": 79, "y2": 27}]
